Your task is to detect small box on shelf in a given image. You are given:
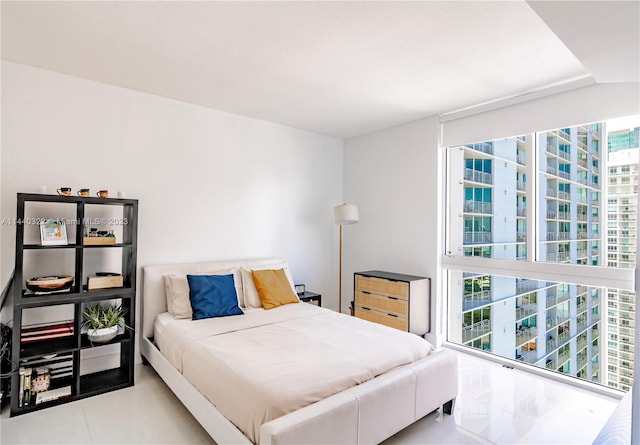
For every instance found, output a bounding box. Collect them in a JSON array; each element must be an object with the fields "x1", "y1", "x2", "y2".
[
  {"x1": 87, "y1": 274, "x2": 123, "y2": 290},
  {"x1": 83, "y1": 237, "x2": 116, "y2": 246}
]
